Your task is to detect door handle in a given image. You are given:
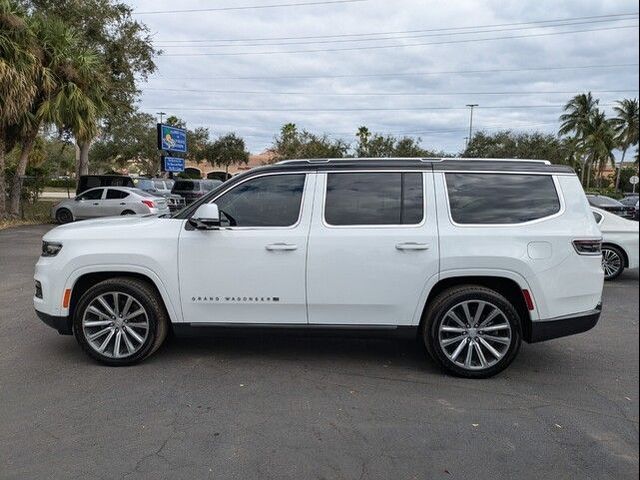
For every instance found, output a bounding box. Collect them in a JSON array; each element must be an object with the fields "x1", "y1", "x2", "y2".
[
  {"x1": 93, "y1": 202, "x2": 99, "y2": 205},
  {"x1": 396, "y1": 242, "x2": 430, "y2": 251},
  {"x1": 119, "y1": 202, "x2": 126, "y2": 205},
  {"x1": 266, "y1": 243, "x2": 298, "y2": 251}
]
